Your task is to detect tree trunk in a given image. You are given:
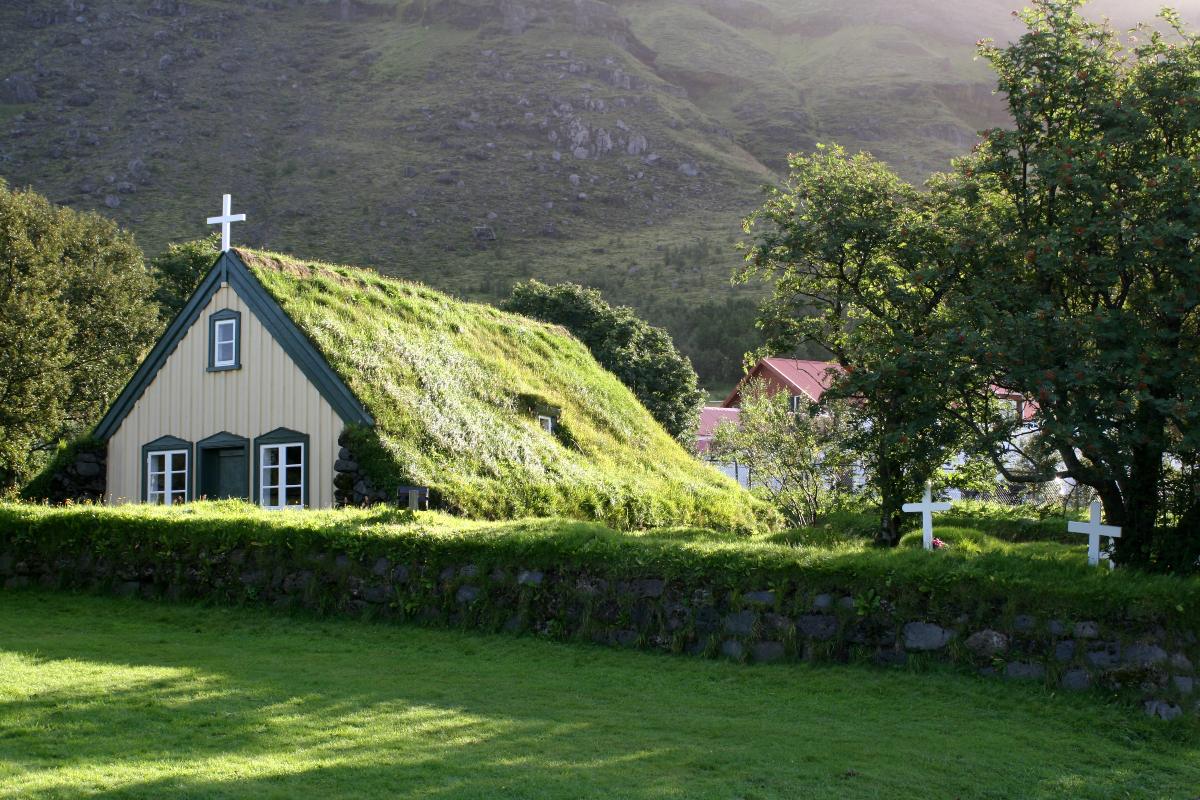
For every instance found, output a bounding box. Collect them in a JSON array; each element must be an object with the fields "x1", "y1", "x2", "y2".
[
  {"x1": 876, "y1": 452, "x2": 903, "y2": 548},
  {"x1": 1170, "y1": 499, "x2": 1200, "y2": 573},
  {"x1": 1108, "y1": 388, "x2": 1168, "y2": 567}
]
